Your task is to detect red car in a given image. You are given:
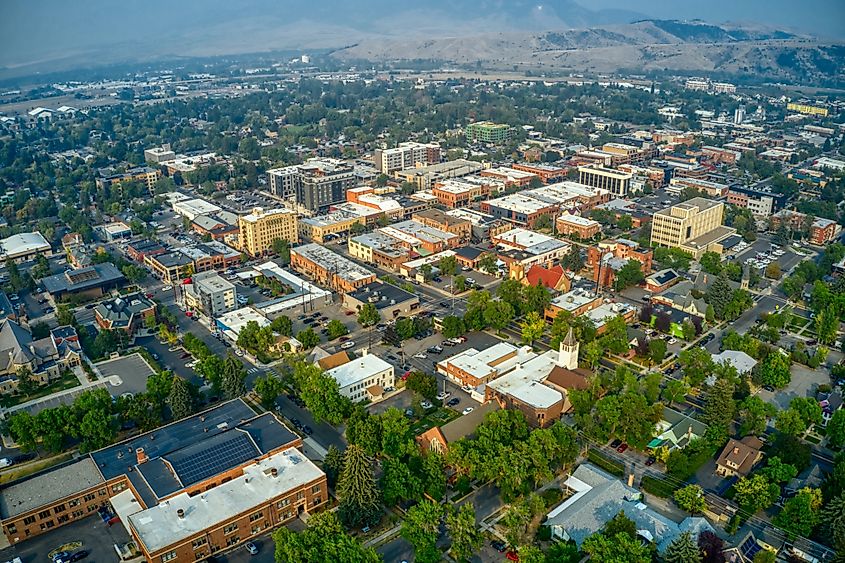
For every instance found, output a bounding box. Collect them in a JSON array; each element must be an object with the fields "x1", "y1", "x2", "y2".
[
  {"x1": 400, "y1": 370, "x2": 411, "y2": 381},
  {"x1": 616, "y1": 443, "x2": 629, "y2": 453},
  {"x1": 506, "y1": 551, "x2": 519, "y2": 562},
  {"x1": 145, "y1": 292, "x2": 154, "y2": 298},
  {"x1": 345, "y1": 311, "x2": 355, "y2": 316}
]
